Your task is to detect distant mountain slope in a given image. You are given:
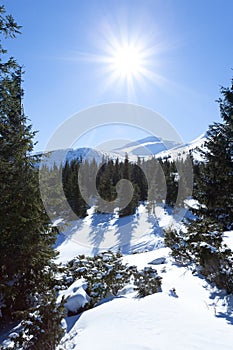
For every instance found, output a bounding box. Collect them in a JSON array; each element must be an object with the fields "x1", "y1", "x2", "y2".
[
  {"x1": 39, "y1": 147, "x2": 123, "y2": 168},
  {"x1": 39, "y1": 133, "x2": 207, "y2": 169},
  {"x1": 113, "y1": 136, "x2": 182, "y2": 158},
  {"x1": 156, "y1": 133, "x2": 207, "y2": 161}
]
